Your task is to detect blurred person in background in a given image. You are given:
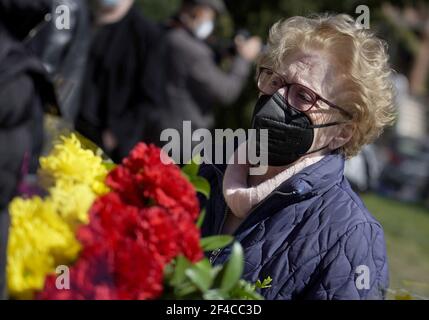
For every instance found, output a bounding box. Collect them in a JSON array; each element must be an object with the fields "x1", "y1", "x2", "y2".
[
  {"x1": 0, "y1": 0, "x2": 52, "y2": 41},
  {"x1": 75, "y1": 0, "x2": 161, "y2": 162},
  {"x1": 24, "y1": 0, "x2": 92, "y2": 123},
  {"x1": 0, "y1": 2, "x2": 59, "y2": 298},
  {"x1": 344, "y1": 144, "x2": 382, "y2": 193},
  {"x1": 199, "y1": 14, "x2": 396, "y2": 299},
  {"x1": 144, "y1": 0, "x2": 262, "y2": 150}
]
